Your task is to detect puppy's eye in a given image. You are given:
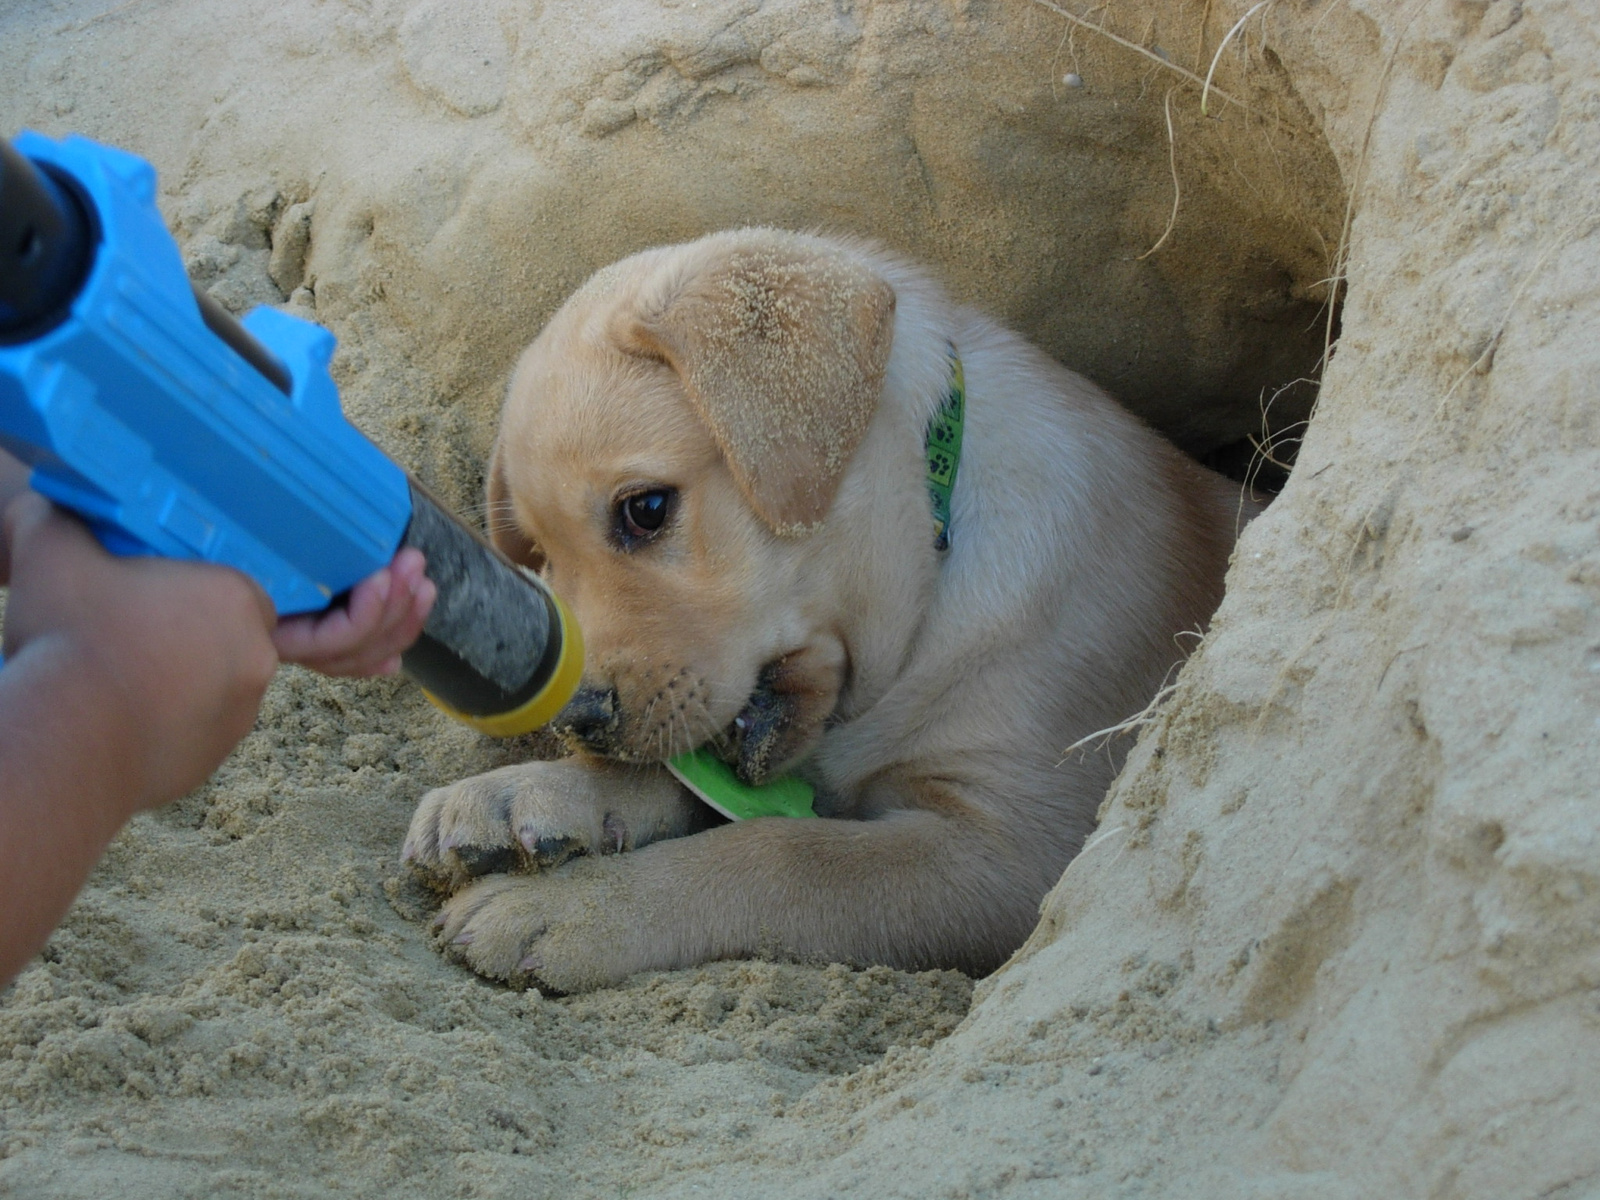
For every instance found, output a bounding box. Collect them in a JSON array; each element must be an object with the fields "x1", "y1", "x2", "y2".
[{"x1": 614, "y1": 488, "x2": 675, "y2": 546}]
